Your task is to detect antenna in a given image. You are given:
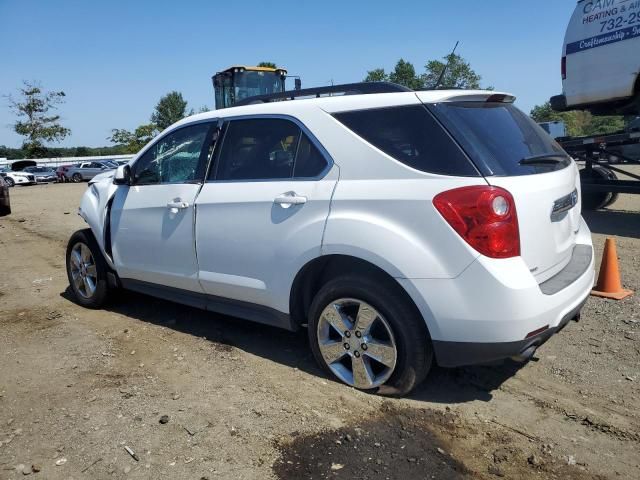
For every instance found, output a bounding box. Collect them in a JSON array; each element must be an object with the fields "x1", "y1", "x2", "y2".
[{"x1": 432, "y1": 41, "x2": 459, "y2": 90}]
